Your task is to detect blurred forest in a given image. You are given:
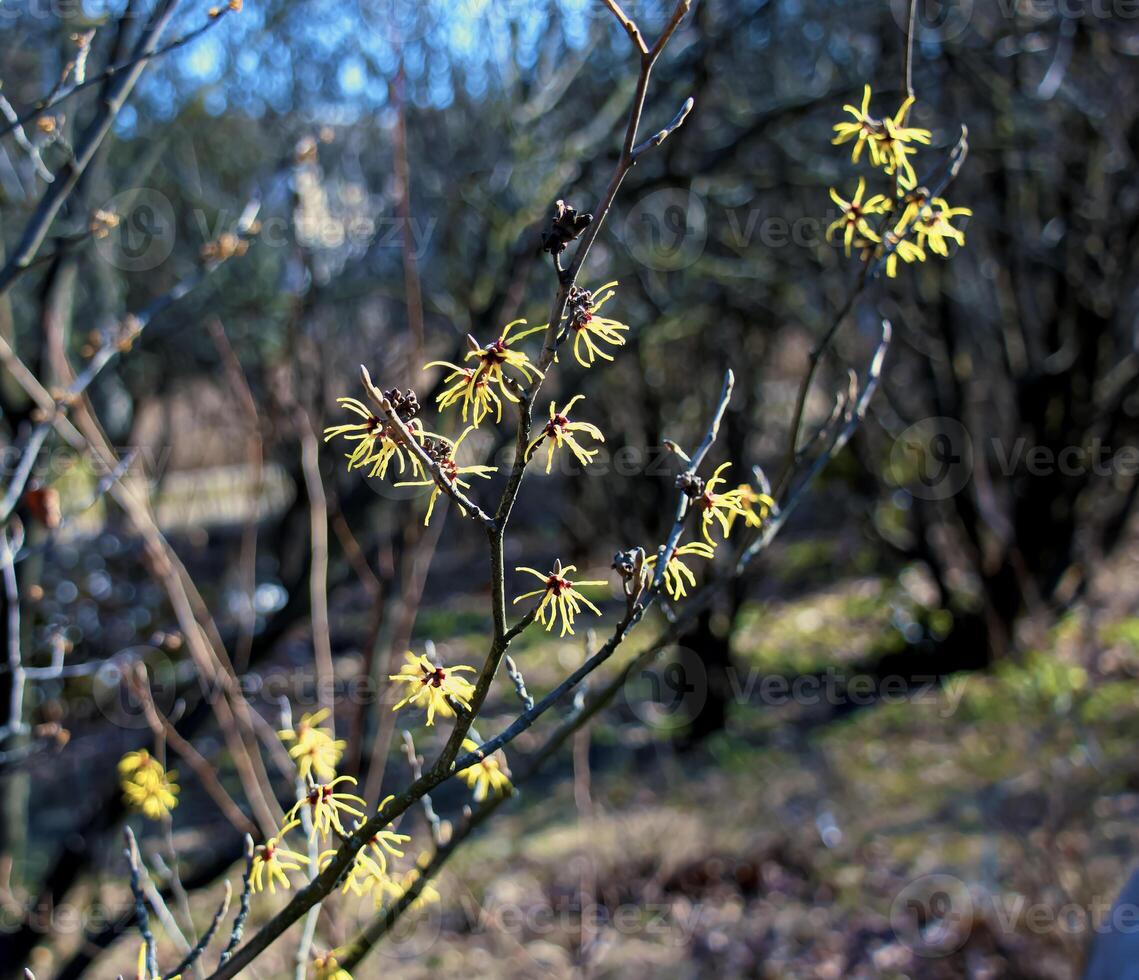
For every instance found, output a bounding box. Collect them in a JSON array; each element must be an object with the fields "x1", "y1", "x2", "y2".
[{"x1": 2, "y1": 0, "x2": 1139, "y2": 977}]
